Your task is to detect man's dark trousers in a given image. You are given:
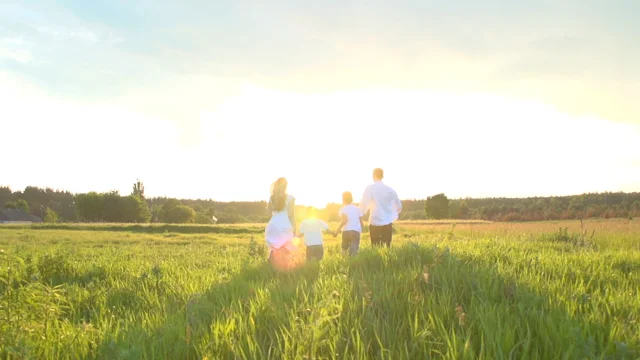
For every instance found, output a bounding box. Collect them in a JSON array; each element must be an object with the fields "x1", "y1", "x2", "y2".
[{"x1": 369, "y1": 223, "x2": 393, "y2": 248}]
